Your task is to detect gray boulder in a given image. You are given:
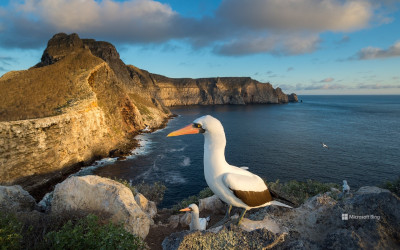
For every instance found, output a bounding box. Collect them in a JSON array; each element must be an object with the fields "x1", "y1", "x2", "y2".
[
  {"x1": 199, "y1": 195, "x2": 225, "y2": 214},
  {"x1": 51, "y1": 175, "x2": 151, "y2": 239},
  {"x1": 0, "y1": 185, "x2": 36, "y2": 212},
  {"x1": 135, "y1": 193, "x2": 157, "y2": 221}
]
